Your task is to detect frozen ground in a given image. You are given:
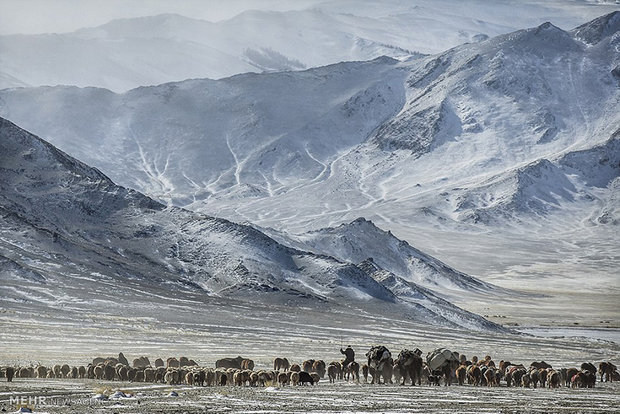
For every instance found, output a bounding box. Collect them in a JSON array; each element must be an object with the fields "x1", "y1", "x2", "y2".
[
  {"x1": 1, "y1": 378, "x2": 619, "y2": 413},
  {"x1": 1, "y1": 299, "x2": 619, "y2": 412}
]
